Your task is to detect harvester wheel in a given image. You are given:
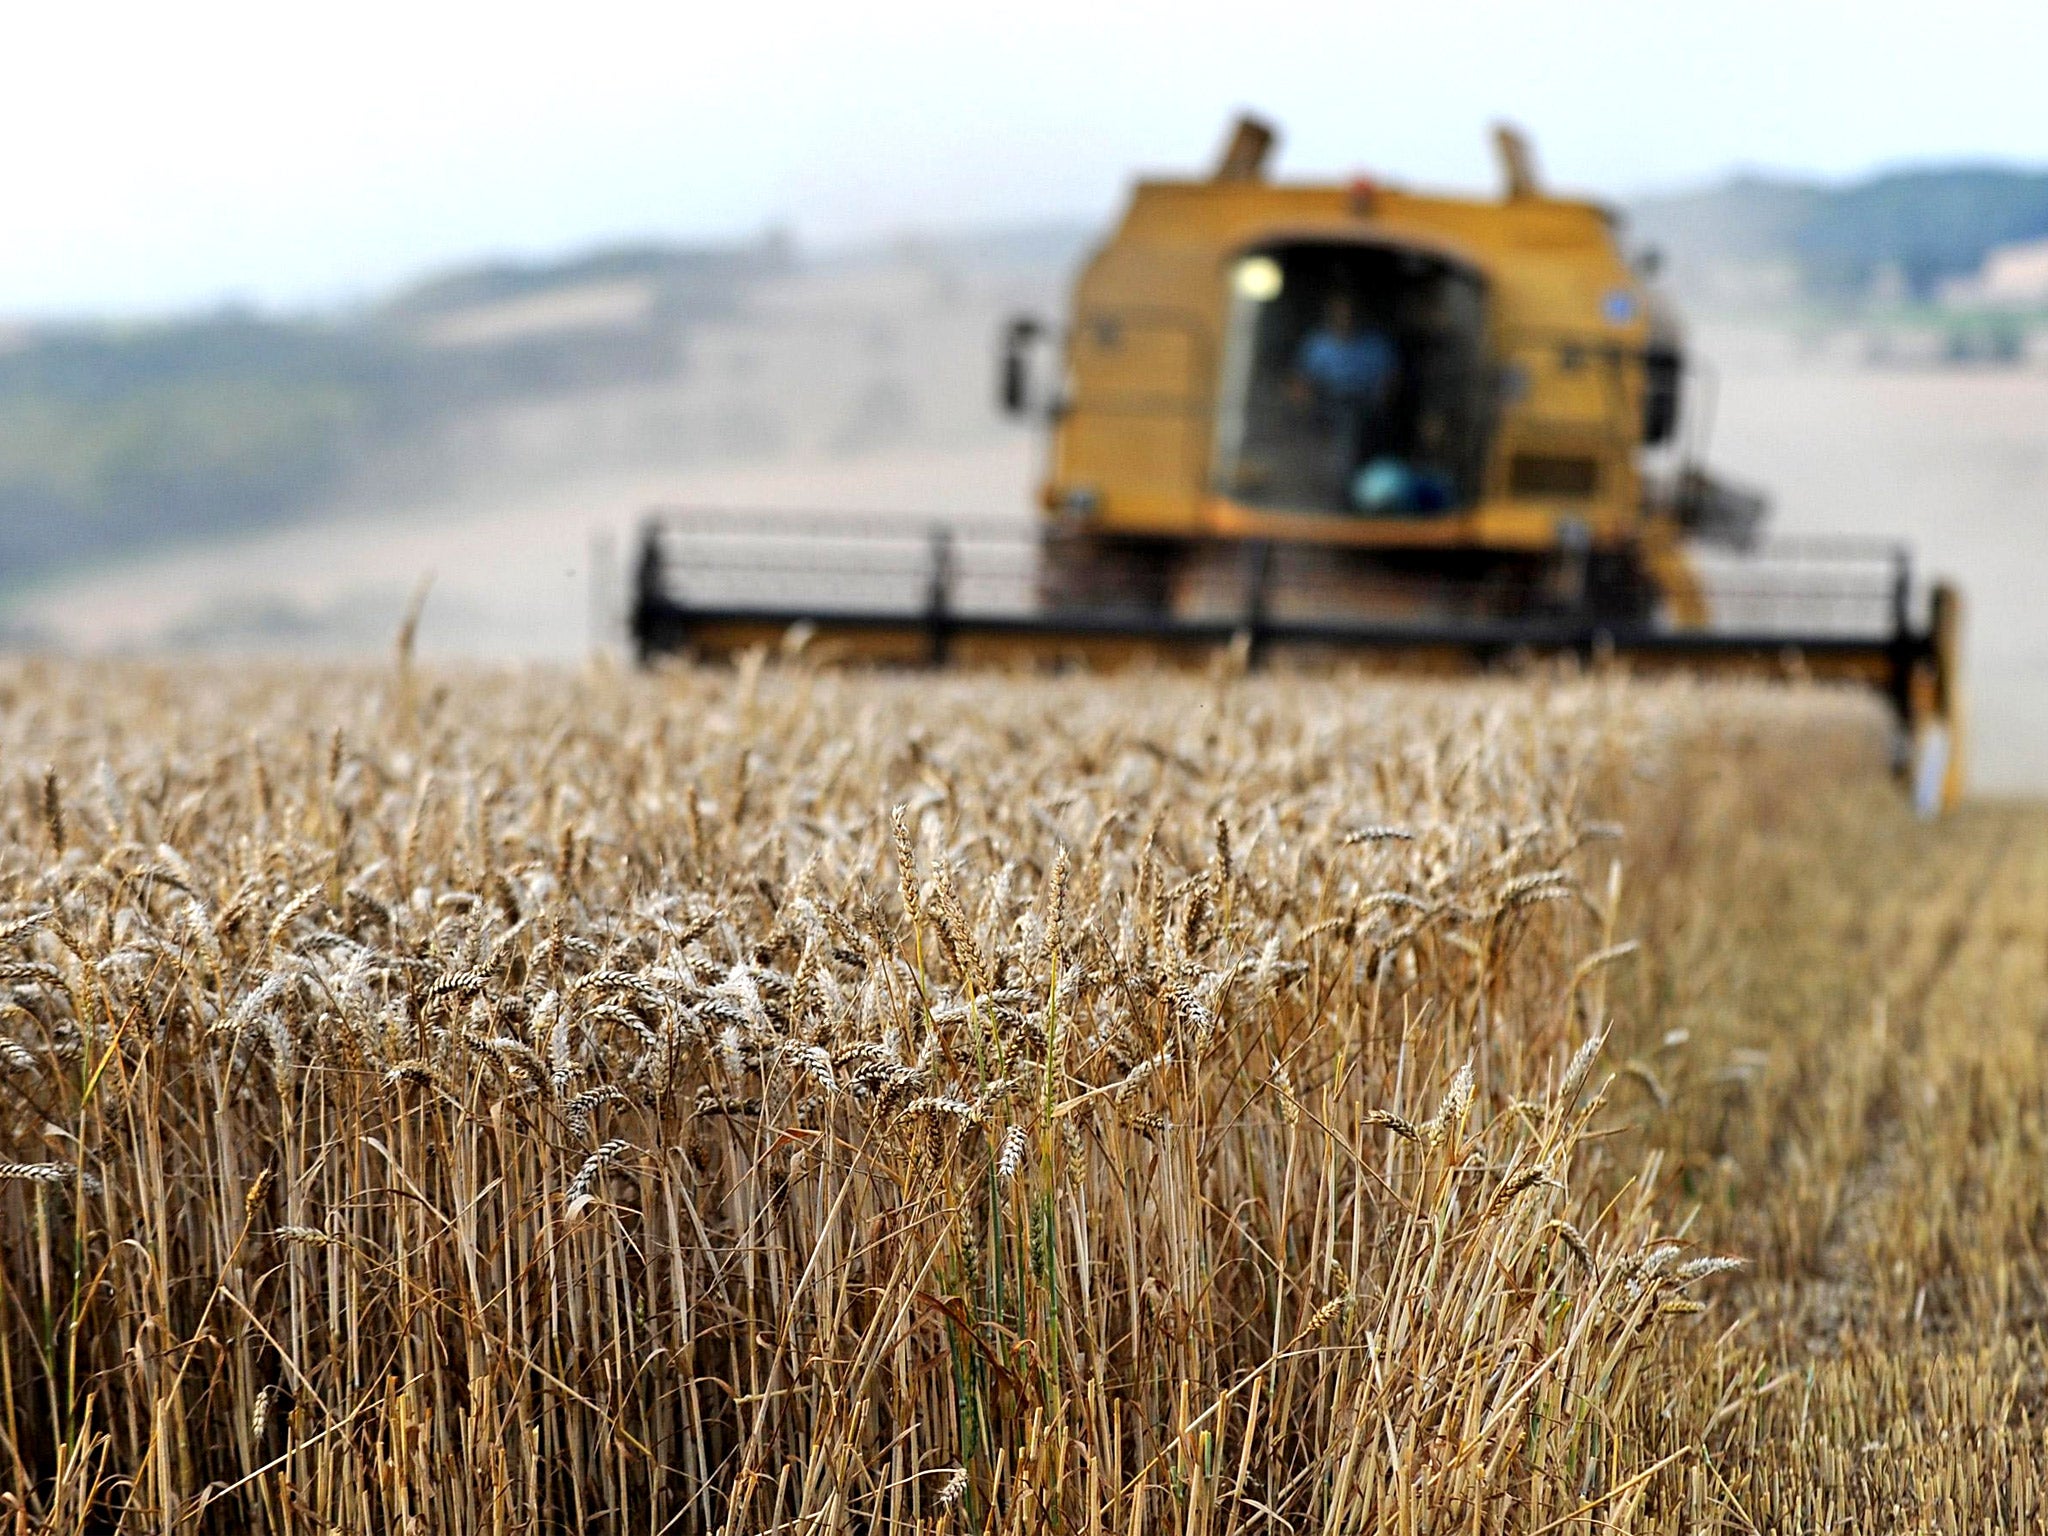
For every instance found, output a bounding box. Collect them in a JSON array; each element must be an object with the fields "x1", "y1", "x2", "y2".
[
  {"x1": 1036, "y1": 533, "x2": 1176, "y2": 616},
  {"x1": 1556, "y1": 551, "x2": 1660, "y2": 626},
  {"x1": 1588, "y1": 553, "x2": 1660, "y2": 625}
]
